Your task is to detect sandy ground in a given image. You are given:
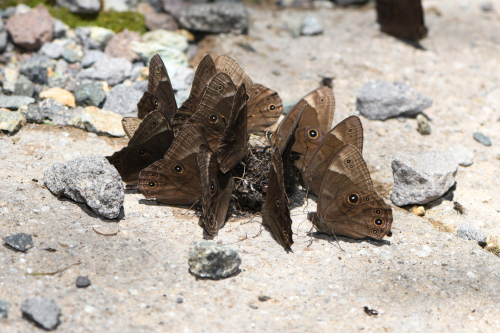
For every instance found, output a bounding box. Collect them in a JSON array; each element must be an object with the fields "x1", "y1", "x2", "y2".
[{"x1": 1, "y1": 1, "x2": 500, "y2": 332}]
